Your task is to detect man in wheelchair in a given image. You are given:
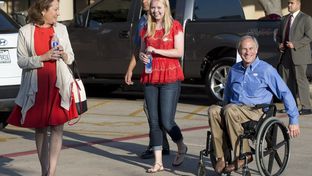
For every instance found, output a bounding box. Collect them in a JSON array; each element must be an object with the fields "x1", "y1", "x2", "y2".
[{"x1": 207, "y1": 35, "x2": 300, "y2": 174}]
